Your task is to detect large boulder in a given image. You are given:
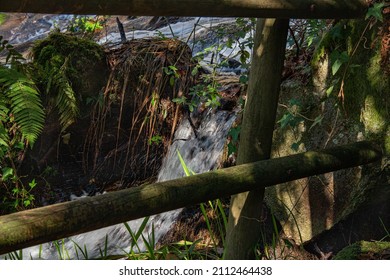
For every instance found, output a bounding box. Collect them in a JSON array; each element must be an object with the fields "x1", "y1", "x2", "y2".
[{"x1": 265, "y1": 18, "x2": 390, "y2": 244}]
